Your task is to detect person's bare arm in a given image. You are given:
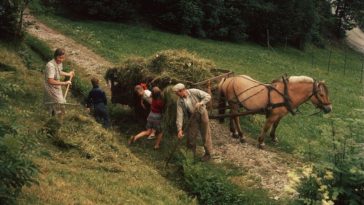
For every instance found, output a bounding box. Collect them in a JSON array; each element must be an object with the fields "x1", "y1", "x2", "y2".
[
  {"x1": 60, "y1": 70, "x2": 75, "y2": 77},
  {"x1": 47, "y1": 78, "x2": 71, "y2": 86}
]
